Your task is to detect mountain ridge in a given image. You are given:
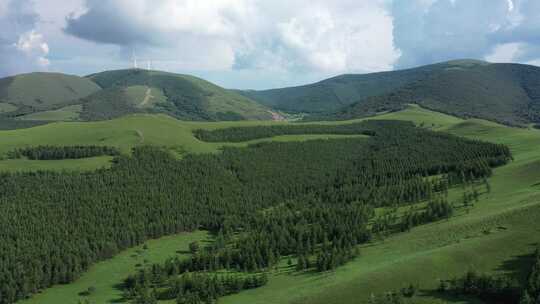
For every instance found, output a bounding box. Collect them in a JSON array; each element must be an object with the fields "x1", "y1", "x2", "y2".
[{"x1": 240, "y1": 59, "x2": 540, "y2": 126}]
